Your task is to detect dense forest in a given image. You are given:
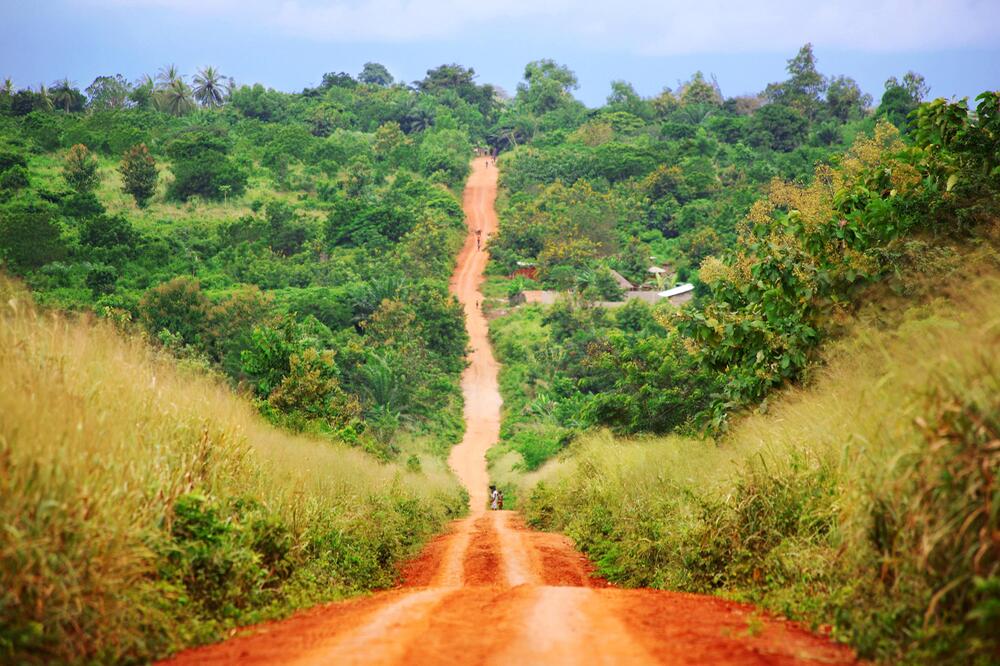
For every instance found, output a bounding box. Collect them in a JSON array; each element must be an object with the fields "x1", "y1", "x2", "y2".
[
  {"x1": 2, "y1": 44, "x2": 998, "y2": 664},
  {"x1": 484, "y1": 46, "x2": 955, "y2": 463},
  {"x1": 0, "y1": 62, "x2": 503, "y2": 457}
]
